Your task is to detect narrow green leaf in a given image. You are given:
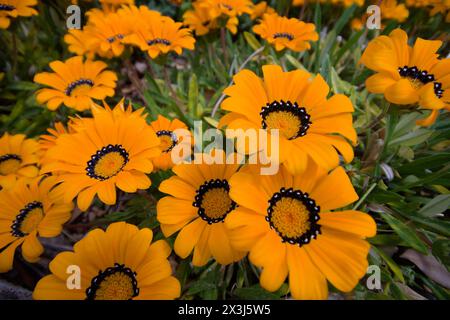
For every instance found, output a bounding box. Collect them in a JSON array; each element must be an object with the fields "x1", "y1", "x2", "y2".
[
  {"x1": 372, "y1": 246, "x2": 405, "y2": 283},
  {"x1": 381, "y1": 213, "x2": 429, "y2": 254},
  {"x1": 243, "y1": 31, "x2": 261, "y2": 51},
  {"x1": 418, "y1": 194, "x2": 450, "y2": 217},
  {"x1": 188, "y1": 73, "x2": 199, "y2": 117},
  {"x1": 432, "y1": 240, "x2": 450, "y2": 270}
]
